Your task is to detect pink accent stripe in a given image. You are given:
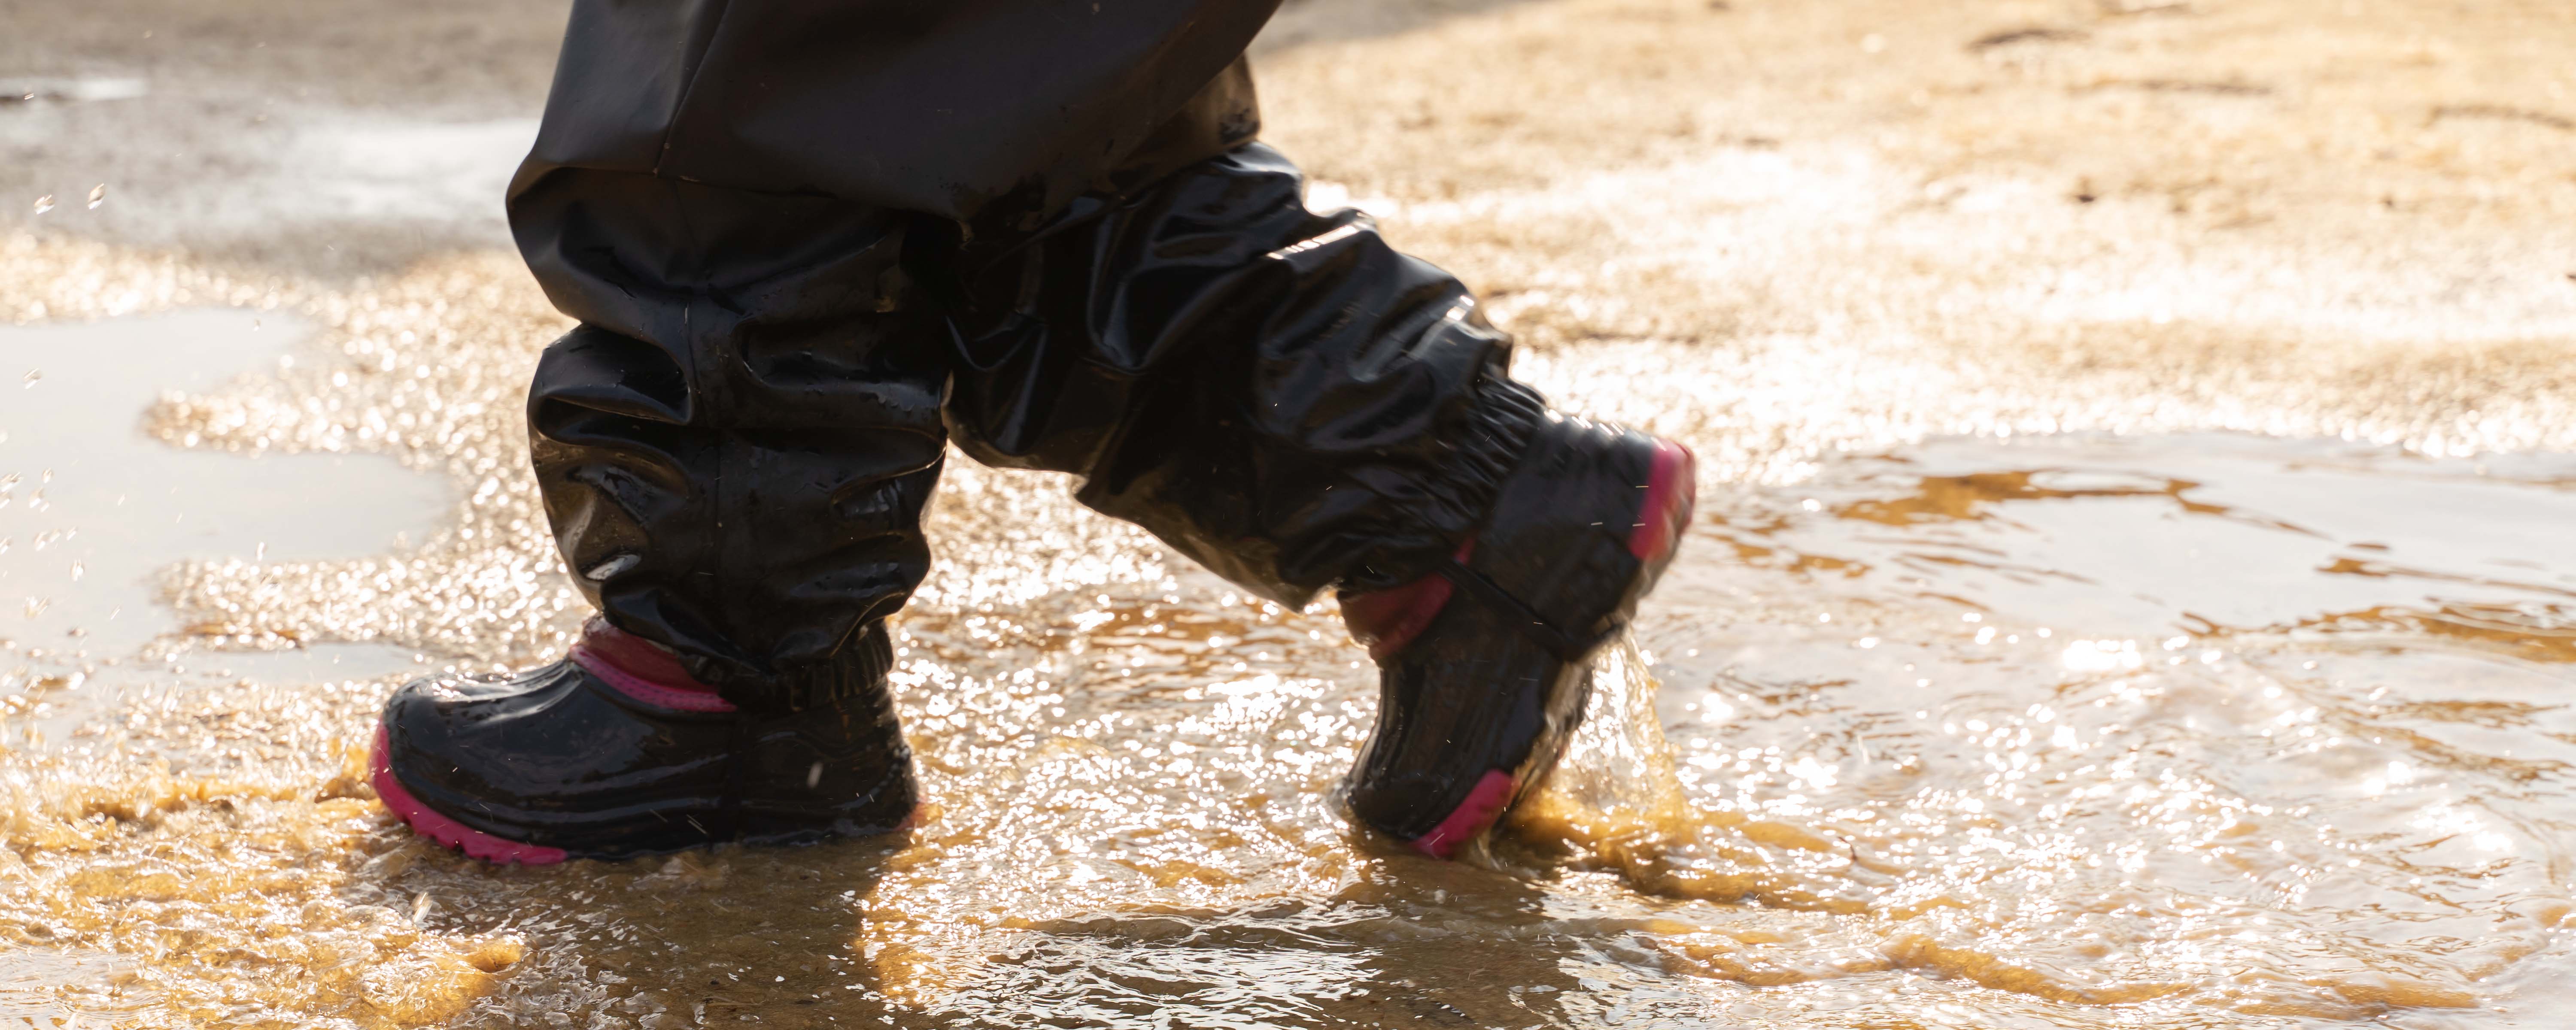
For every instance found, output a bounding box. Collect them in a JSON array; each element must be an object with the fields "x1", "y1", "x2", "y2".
[
  {"x1": 575, "y1": 616, "x2": 705, "y2": 686},
  {"x1": 1410, "y1": 769, "x2": 1517, "y2": 859},
  {"x1": 371, "y1": 724, "x2": 569, "y2": 866},
  {"x1": 1341, "y1": 540, "x2": 1476, "y2": 660},
  {"x1": 1627, "y1": 439, "x2": 1698, "y2": 562},
  {"x1": 572, "y1": 645, "x2": 737, "y2": 713}
]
